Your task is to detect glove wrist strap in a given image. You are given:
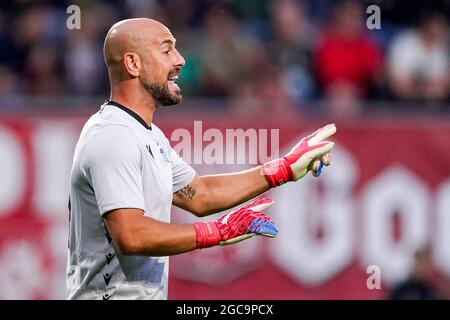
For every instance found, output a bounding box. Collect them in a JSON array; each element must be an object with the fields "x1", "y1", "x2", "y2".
[
  {"x1": 192, "y1": 222, "x2": 221, "y2": 249},
  {"x1": 261, "y1": 158, "x2": 294, "y2": 188}
]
